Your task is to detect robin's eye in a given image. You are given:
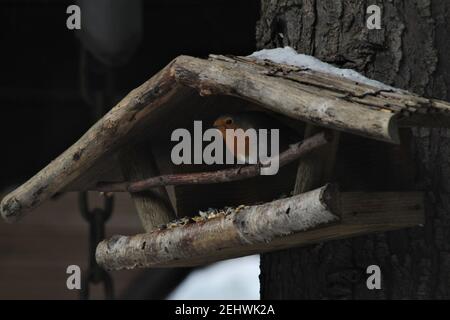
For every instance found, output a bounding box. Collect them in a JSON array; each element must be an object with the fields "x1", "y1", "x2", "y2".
[{"x1": 225, "y1": 118, "x2": 233, "y2": 125}]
